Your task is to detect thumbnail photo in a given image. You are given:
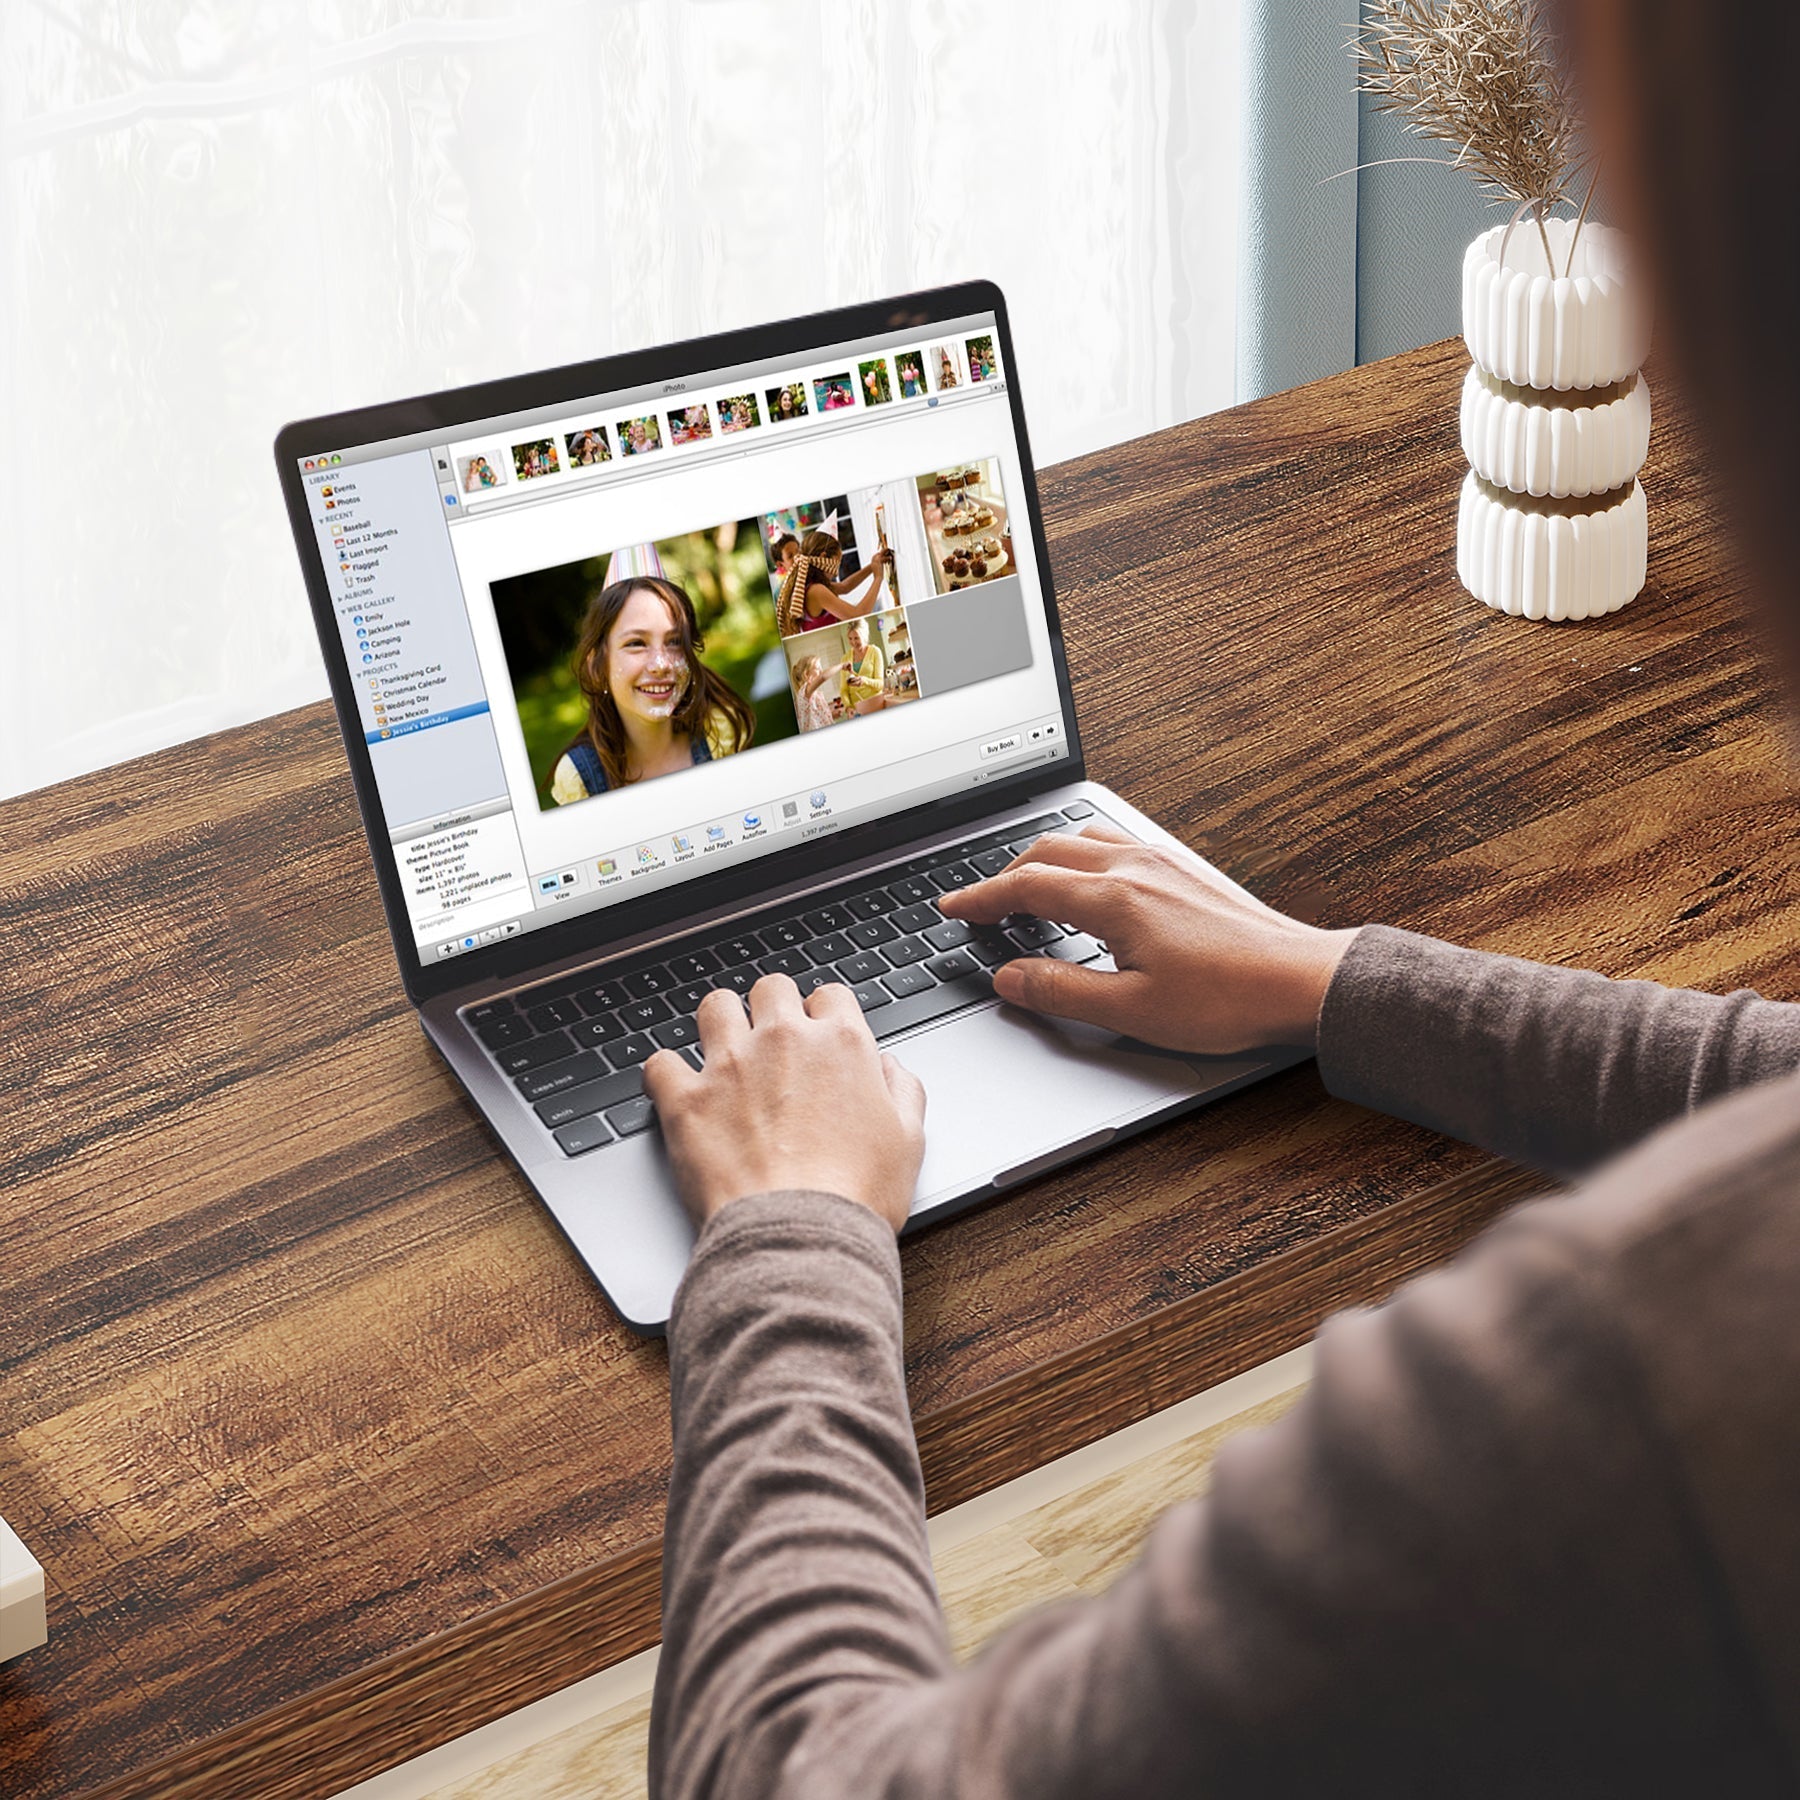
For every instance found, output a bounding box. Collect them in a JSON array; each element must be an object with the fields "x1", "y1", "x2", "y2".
[
  {"x1": 894, "y1": 349, "x2": 927, "y2": 399},
  {"x1": 618, "y1": 414, "x2": 663, "y2": 458},
  {"x1": 717, "y1": 392, "x2": 761, "y2": 434},
  {"x1": 966, "y1": 333, "x2": 999, "y2": 382},
  {"x1": 458, "y1": 452, "x2": 504, "y2": 493},
  {"x1": 668, "y1": 403, "x2": 713, "y2": 446},
  {"x1": 917, "y1": 459, "x2": 1012, "y2": 594},
  {"x1": 858, "y1": 357, "x2": 893, "y2": 407},
  {"x1": 927, "y1": 342, "x2": 962, "y2": 391},
  {"x1": 766, "y1": 381, "x2": 809, "y2": 423},
  {"x1": 764, "y1": 476, "x2": 938, "y2": 632},
  {"x1": 490, "y1": 524, "x2": 797, "y2": 810},
  {"x1": 813, "y1": 371, "x2": 856, "y2": 413},
  {"x1": 512, "y1": 438, "x2": 560, "y2": 481},
  {"x1": 565, "y1": 425, "x2": 612, "y2": 467},
  {"x1": 785, "y1": 608, "x2": 920, "y2": 732}
]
